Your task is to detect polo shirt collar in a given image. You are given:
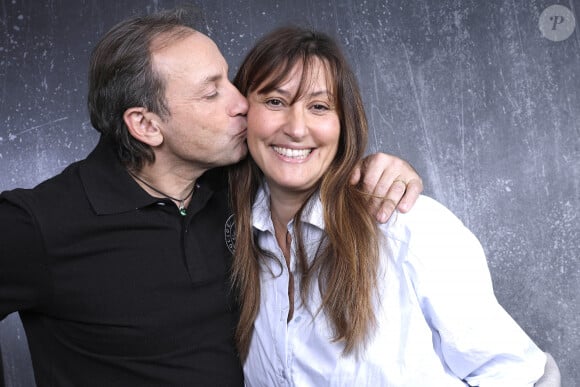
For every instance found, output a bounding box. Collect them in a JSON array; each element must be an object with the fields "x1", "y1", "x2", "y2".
[
  {"x1": 79, "y1": 136, "x2": 227, "y2": 216},
  {"x1": 79, "y1": 136, "x2": 159, "y2": 215}
]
